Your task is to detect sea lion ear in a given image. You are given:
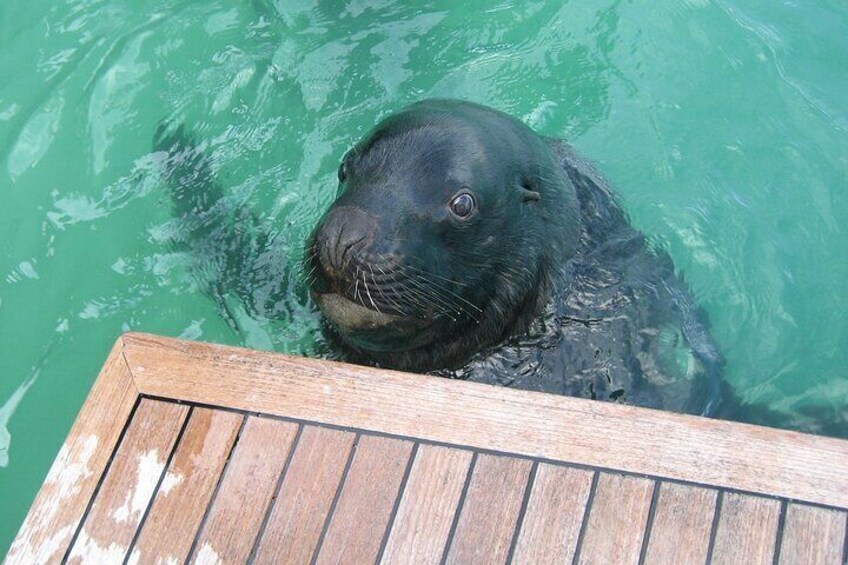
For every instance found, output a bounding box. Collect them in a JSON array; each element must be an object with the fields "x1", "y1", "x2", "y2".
[{"x1": 520, "y1": 178, "x2": 541, "y2": 202}]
